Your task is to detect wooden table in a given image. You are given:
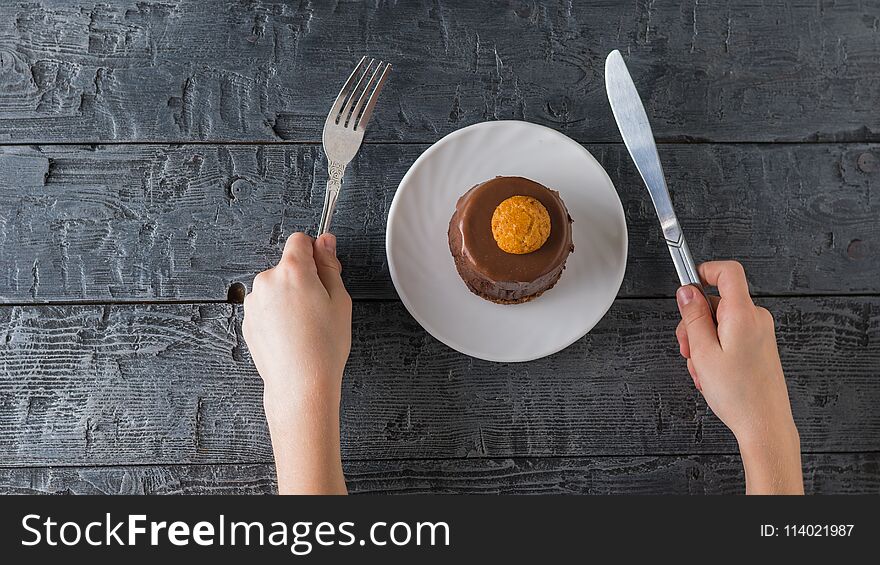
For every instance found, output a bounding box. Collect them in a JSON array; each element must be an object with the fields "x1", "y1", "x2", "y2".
[{"x1": 0, "y1": 0, "x2": 877, "y2": 494}]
